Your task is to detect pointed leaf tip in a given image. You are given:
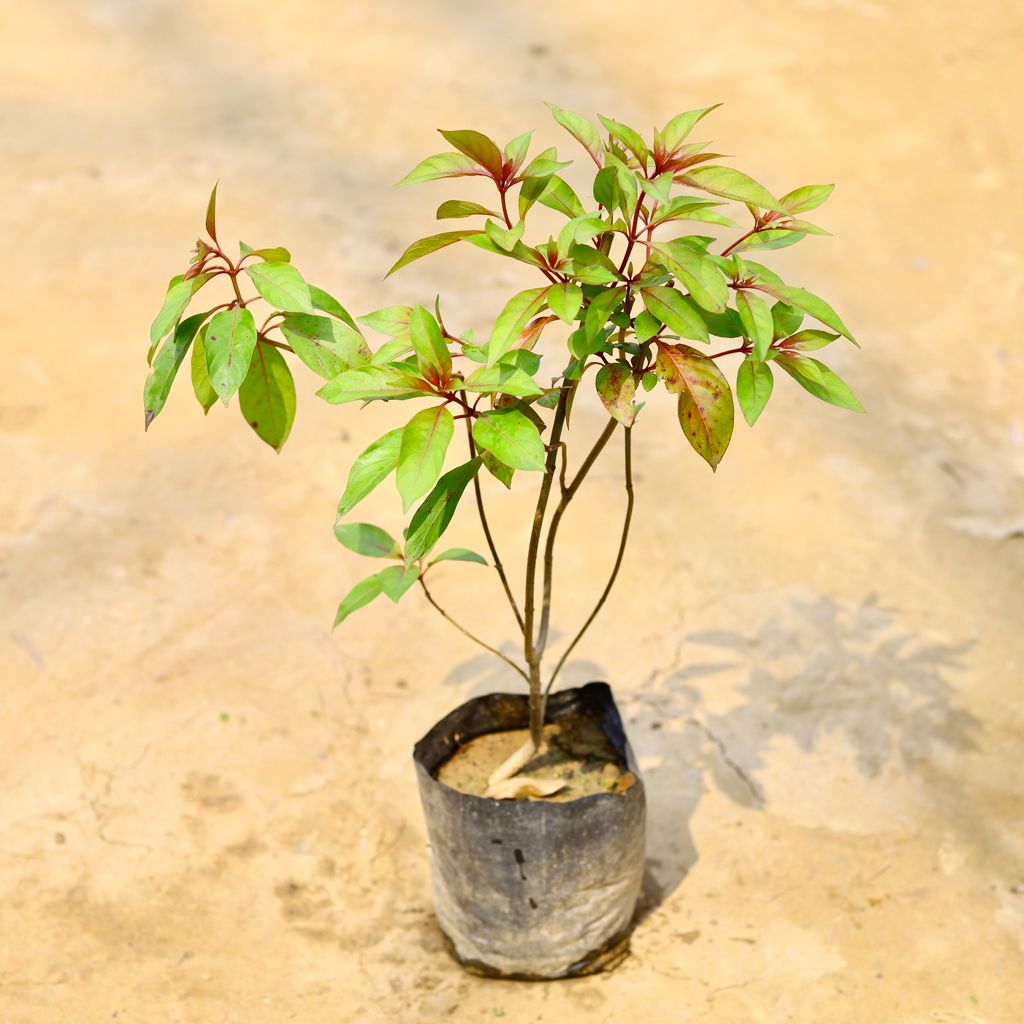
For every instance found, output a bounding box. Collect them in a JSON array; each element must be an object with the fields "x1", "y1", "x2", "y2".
[{"x1": 205, "y1": 181, "x2": 219, "y2": 243}]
